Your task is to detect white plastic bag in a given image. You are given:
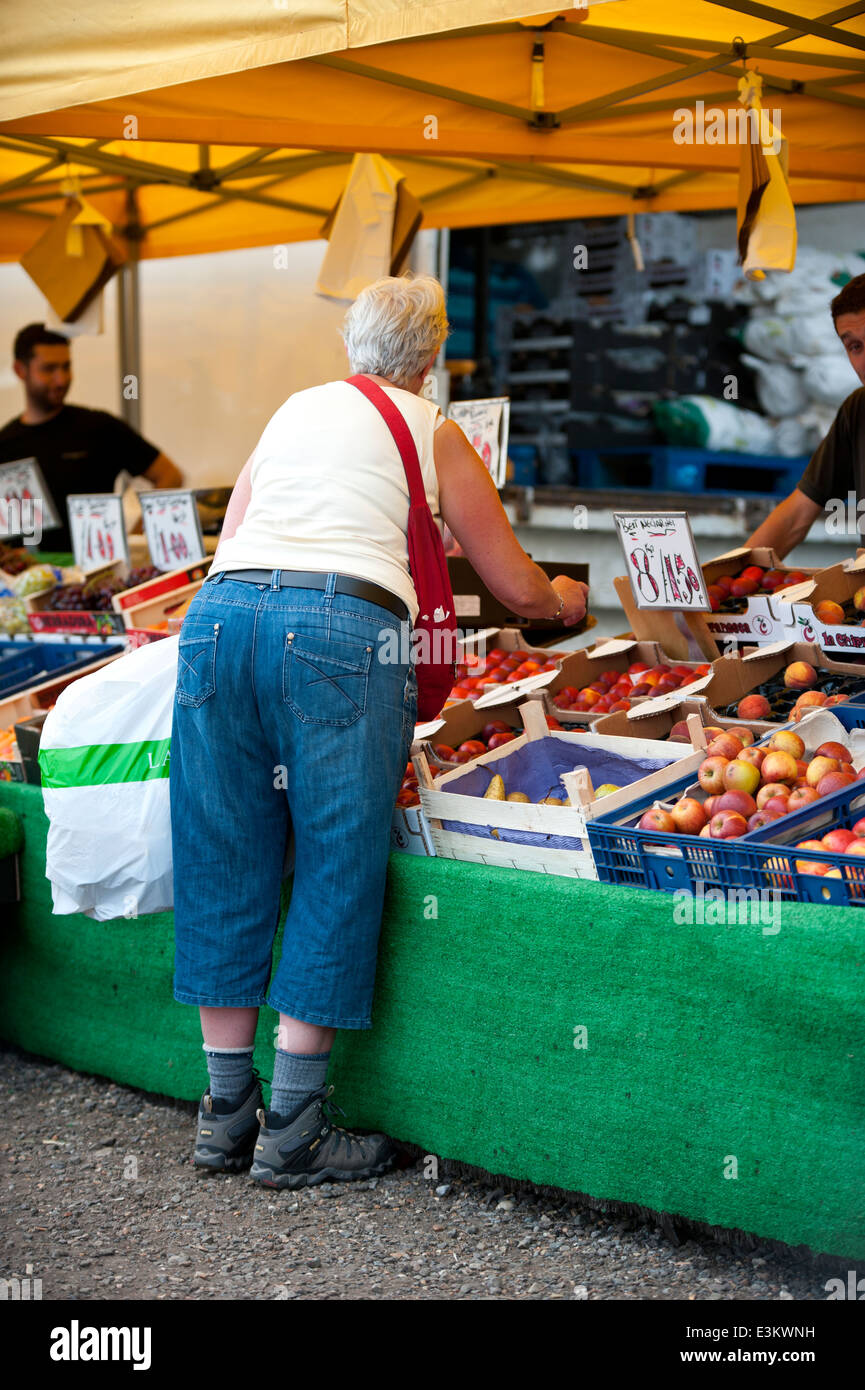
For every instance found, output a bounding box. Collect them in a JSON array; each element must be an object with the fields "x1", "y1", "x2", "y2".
[
  {"x1": 39, "y1": 636, "x2": 179, "y2": 920},
  {"x1": 740, "y1": 352, "x2": 807, "y2": 417},
  {"x1": 796, "y1": 353, "x2": 860, "y2": 408}
]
